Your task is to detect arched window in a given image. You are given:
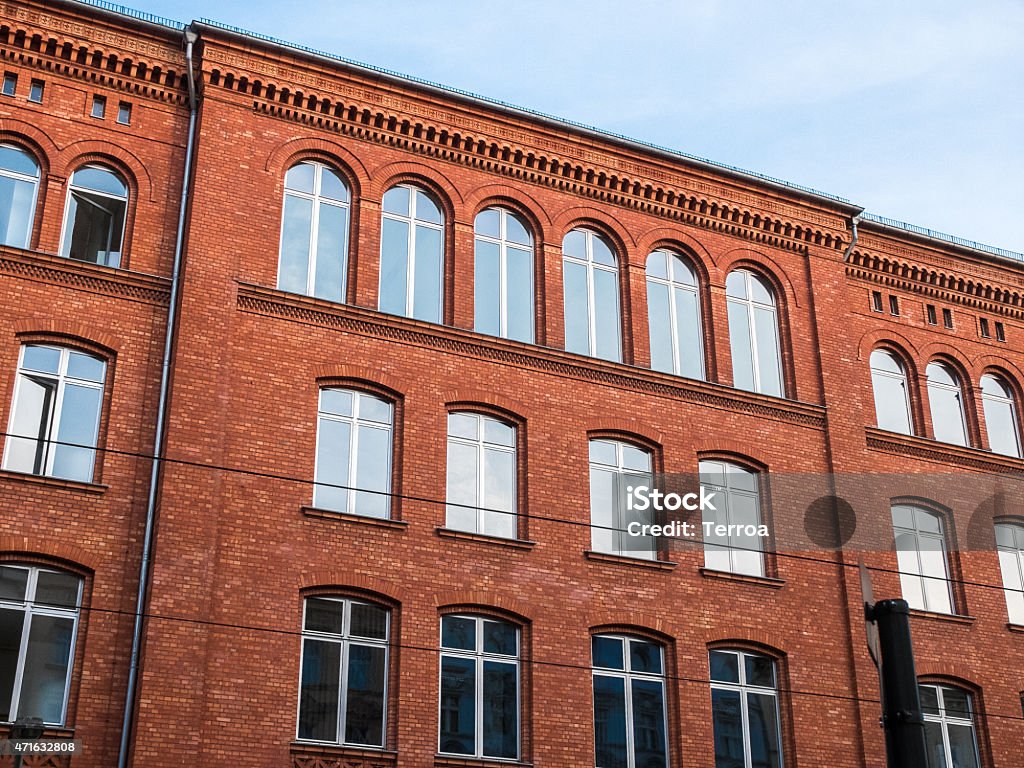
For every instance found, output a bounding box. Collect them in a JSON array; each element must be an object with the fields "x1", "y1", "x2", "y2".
[
  {"x1": 0, "y1": 144, "x2": 40, "y2": 248},
  {"x1": 59, "y1": 165, "x2": 128, "y2": 267},
  {"x1": 995, "y1": 522, "x2": 1024, "y2": 625},
  {"x1": 699, "y1": 460, "x2": 765, "y2": 577},
  {"x1": 926, "y1": 362, "x2": 968, "y2": 446},
  {"x1": 646, "y1": 249, "x2": 703, "y2": 379},
  {"x1": 313, "y1": 388, "x2": 393, "y2": 519},
  {"x1": 592, "y1": 634, "x2": 668, "y2": 768},
  {"x1": 446, "y1": 412, "x2": 517, "y2": 539},
  {"x1": 474, "y1": 207, "x2": 534, "y2": 343},
  {"x1": 439, "y1": 614, "x2": 520, "y2": 759},
  {"x1": 277, "y1": 161, "x2": 350, "y2": 302},
  {"x1": 0, "y1": 563, "x2": 83, "y2": 725},
  {"x1": 892, "y1": 504, "x2": 953, "y2": 614},
  {"x1": 920, "y1": 684, "x2": 981, "y2": 768},
  {"x1": 3, "y1": 344, "x2": 106, "y2": 482},
  {"x1": 297, "y1": 596, "x2": 389, "y2": 746},
  {"x1": 562, "y1": 228, "x2": 621, "y2": 362},
  {"x1": 379, "y1": 184, "x2": 443, "y2": 323},
  {"x1": 726, "y1": 270, "x2": 783, "y2": 397},
  {"x1": 870, "y1": 349, "x2": 914, "y2": 435},
  {"x1": 981, "y1": 374, "x2": 1021, "y2": 457},
  {"x1": 589, "y1": 439, "x2": 654, "y2": 559},
  {"x1": 709, "y1": 649, "x2": 783, "y2": 768}
]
